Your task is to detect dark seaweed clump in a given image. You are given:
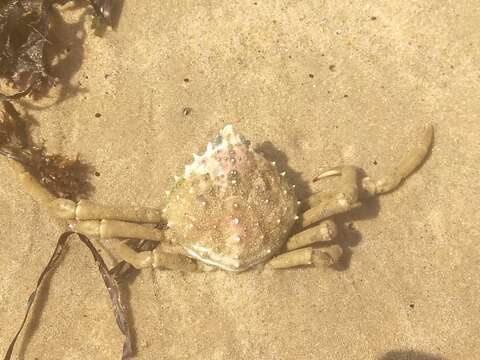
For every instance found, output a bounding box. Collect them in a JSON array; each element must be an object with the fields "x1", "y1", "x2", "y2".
[
  {"x1": 0, "y1": 0, "x2": 51, "y2": 96},
  {"x1": 0, "y1": 0, "x2": 115, "y2": 98},
  {"x1": 0, "y1": 101, "x2": 93, "y2": 200}
]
